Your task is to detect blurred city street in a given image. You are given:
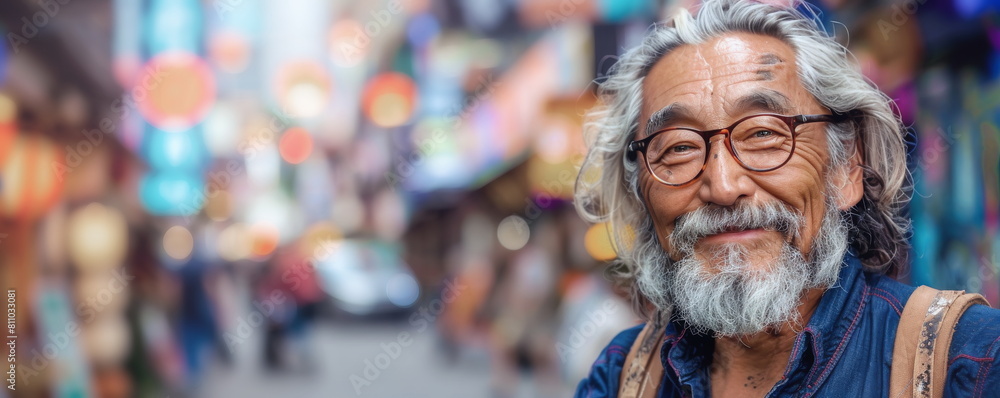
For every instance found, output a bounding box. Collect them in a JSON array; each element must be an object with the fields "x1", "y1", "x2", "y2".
[
  {"x1": 192, "y1": 271, "x2": 579, "y2": 398},
  {"x1": 197, "y1": 320, "x2": 498, "y2": 398},
  {"x1": 0, "y1": 0, "x2": 998, "y2": 397}
]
